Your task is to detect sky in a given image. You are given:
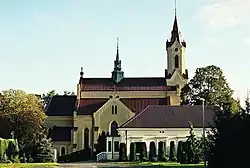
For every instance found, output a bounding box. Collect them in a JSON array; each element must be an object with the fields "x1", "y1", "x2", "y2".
[{"x1": 0, "y1": 0, "x2": 249, "y2": 104}]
